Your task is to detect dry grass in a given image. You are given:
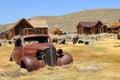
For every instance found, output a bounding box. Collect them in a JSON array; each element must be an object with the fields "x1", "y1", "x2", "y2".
[{"x1": 0, "y1": 36, "x2": 120, "y2": 80}]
